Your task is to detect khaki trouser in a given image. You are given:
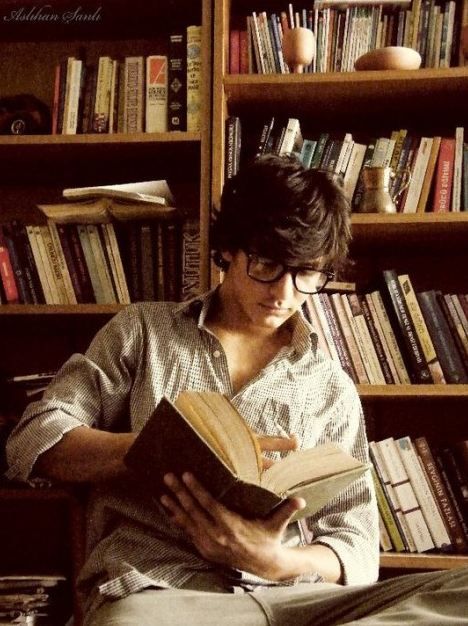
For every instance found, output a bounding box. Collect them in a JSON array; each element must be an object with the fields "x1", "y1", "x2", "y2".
[{"x1": 86, "y1": 567, "x2": 468, "y2": 626}]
